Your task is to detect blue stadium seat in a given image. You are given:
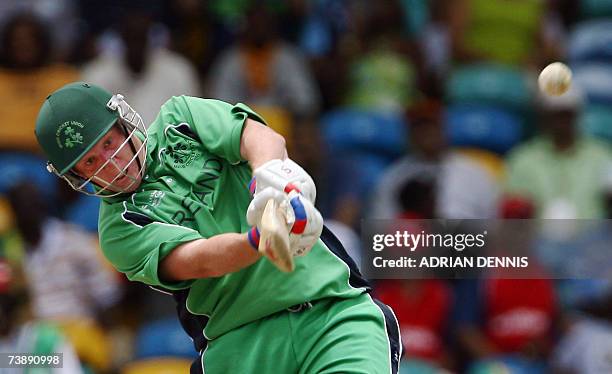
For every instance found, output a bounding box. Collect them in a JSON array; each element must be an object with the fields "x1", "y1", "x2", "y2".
[
  {"x1": 134, "y1": 317, "x2": 196, "y2": 359},
  {"x1": 300, "y1": 15, "x2": 333, "y2": 57},
  {"x1": 321, "y1": 109, "x2": 408, "y2": 159},
  {"x1": 580, "y1": 105, "x2": 612, "y2": 143},
  {"x1": 64, "y1": 195, "x2": 100, "y2": 232},
  {"x1": 445, "y1": 105, "x2": 523, "y2": 154},
  {"x1": 572, "y1": 63, "x2": 612, "y2": 104},
  {"x1": 581, "y1": 0, "x2": 612, "y2": 19},
  {"x1": 446, "y1": 64, "x2": 533, "y2": 112},
  {"x1": 321, "y1": 152, "x2": 391, "y2": 217},
  {"x1": 468, "y1": 355, "x2": 547, "y2": 374},
  {"x1": 400, "y1": 359, "x2": 442, "y2": 374},
  {"x1": 328, "y1": 153, "x2": 390, "y2": 198},
  {"x1": 0, "y1": 152, "x2": 56, "y2": 199},
  {"x1": 568, "y1": 20, "x2": 612, "y2": 63}
]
